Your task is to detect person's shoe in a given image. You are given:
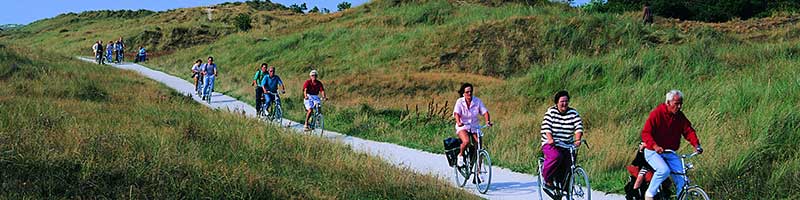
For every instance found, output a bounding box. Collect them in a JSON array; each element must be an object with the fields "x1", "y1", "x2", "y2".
[
  {"x1": 303, "y1": 125, "x2": 310, "y2": 131},
  {"x1": 542, "y1": 182, "x2": 556, "y2": 193},
  {"x1": 645, "y1": 196, "x2": 654, "y2": 200},
  {"x1": 457, "y1": 155, "x2": 465, "y2": 167}
]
